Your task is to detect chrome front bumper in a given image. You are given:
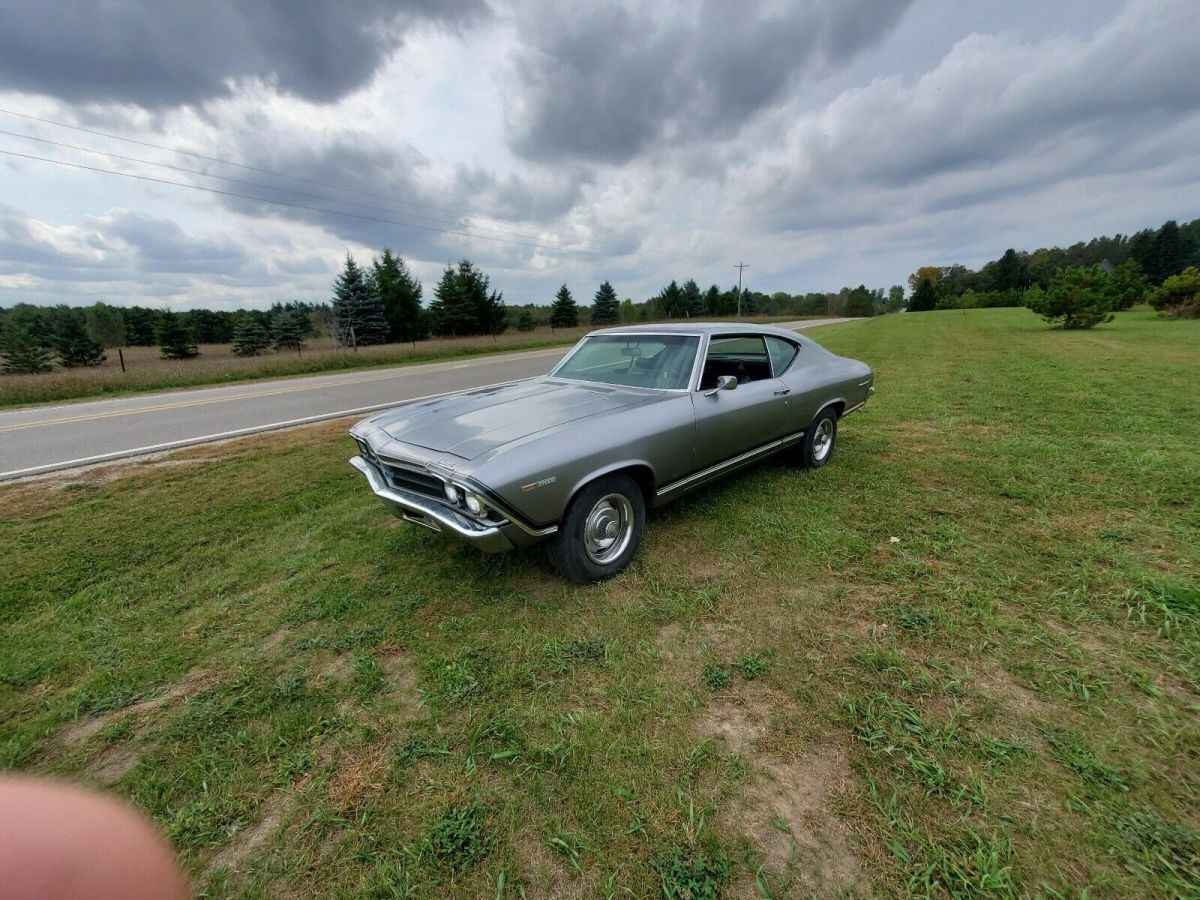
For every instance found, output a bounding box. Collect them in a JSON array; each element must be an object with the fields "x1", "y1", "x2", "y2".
[{"x1": 349, "y1": 456, "x2": 516, "y2": 554}]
